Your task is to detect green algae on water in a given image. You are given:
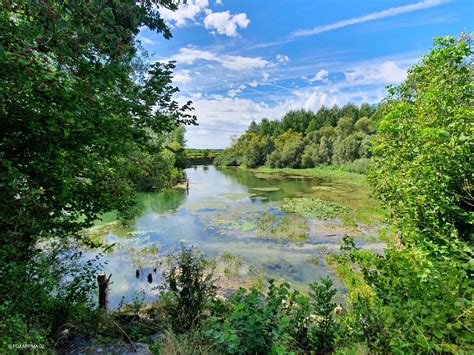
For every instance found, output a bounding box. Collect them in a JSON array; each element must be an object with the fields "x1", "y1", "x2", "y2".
[
  {"x1": 282, "y1": 197, "x2": 350, "y2": 220},
  {"x1": 251, "y1": 187, "x2": 280, "y2": 192}
]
